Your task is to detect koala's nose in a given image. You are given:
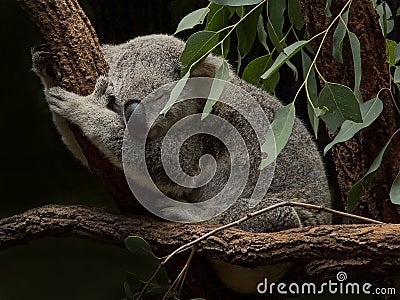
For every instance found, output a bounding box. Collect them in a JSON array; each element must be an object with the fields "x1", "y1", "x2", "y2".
[
  {"x1": 123, "y1": 99, "x2": 141, "y2": 124},
  {"x1": 124, "y1": 98, "x2": 151, "y2": 138}
]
